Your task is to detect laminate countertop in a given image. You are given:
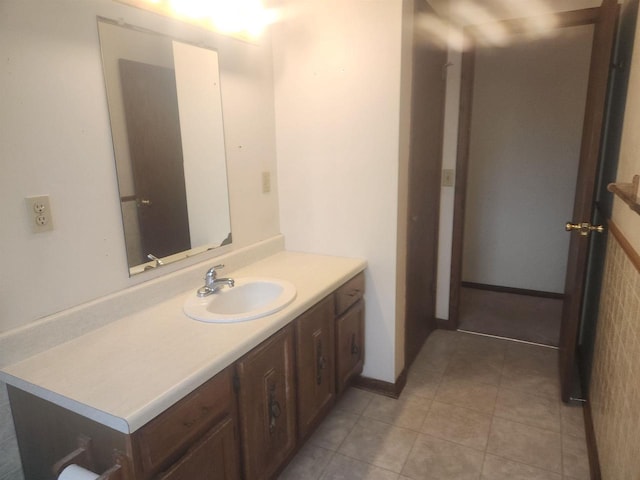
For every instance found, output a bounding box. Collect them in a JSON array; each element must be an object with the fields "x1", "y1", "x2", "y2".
[{"x1": 0, "y1": 251, "x2": 366, "y2": 434}]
